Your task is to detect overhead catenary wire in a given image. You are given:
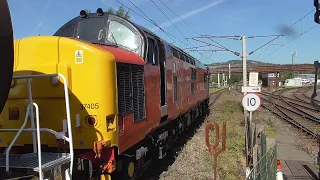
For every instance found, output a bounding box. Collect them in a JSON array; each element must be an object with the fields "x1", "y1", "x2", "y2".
[
  {"x1": 256, "y1": 8, "x2": 315, "y2": 60},
  {"x1": 260, "y1": 24, "x2": 318, "y2": 60},
  {"x1": 123, "y1": 0, "x2": 213, "y2": 63},
  {"x1": 149, "y1": 0, "x2": 213, "y2": 63},
  {"x1": 114, "y1": 0, "x2": 189, "y2": 48},
  {"x1": 157, "y1": 0, "x2": 228, "y2": 62},
  {"x1": 150, "y1": 0, "x2": 192, "y2": 46}
]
